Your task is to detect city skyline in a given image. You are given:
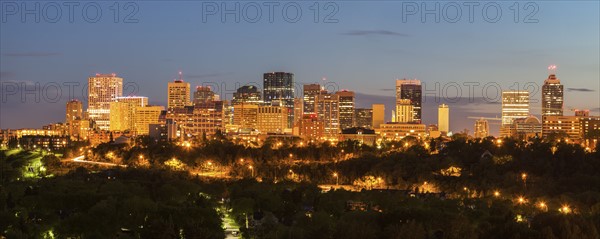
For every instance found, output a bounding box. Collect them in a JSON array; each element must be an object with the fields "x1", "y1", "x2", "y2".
[{"x1": 1, "y1": 1, "x2": 599, "y2": 135}]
